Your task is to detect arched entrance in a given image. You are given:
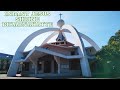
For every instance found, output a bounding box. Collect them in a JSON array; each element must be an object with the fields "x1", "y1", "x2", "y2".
[{"x1": 37, "y1": 54, "x2": 58, "y2": 74}]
